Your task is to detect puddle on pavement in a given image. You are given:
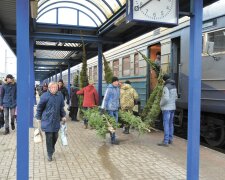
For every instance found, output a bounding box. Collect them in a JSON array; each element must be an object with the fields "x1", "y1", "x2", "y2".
[{"x1": 98, "y1": 143, "x2": 123, "y2": 179}]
